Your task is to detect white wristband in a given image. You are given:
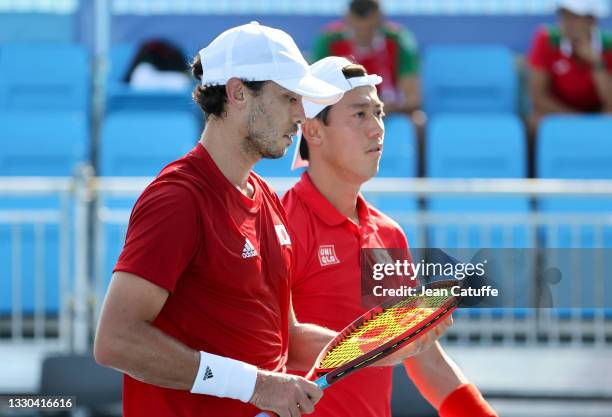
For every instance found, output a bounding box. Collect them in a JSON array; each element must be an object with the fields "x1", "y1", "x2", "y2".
[{"x1": 190, "y1": 351, "x2": 258, "y2": 402}]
